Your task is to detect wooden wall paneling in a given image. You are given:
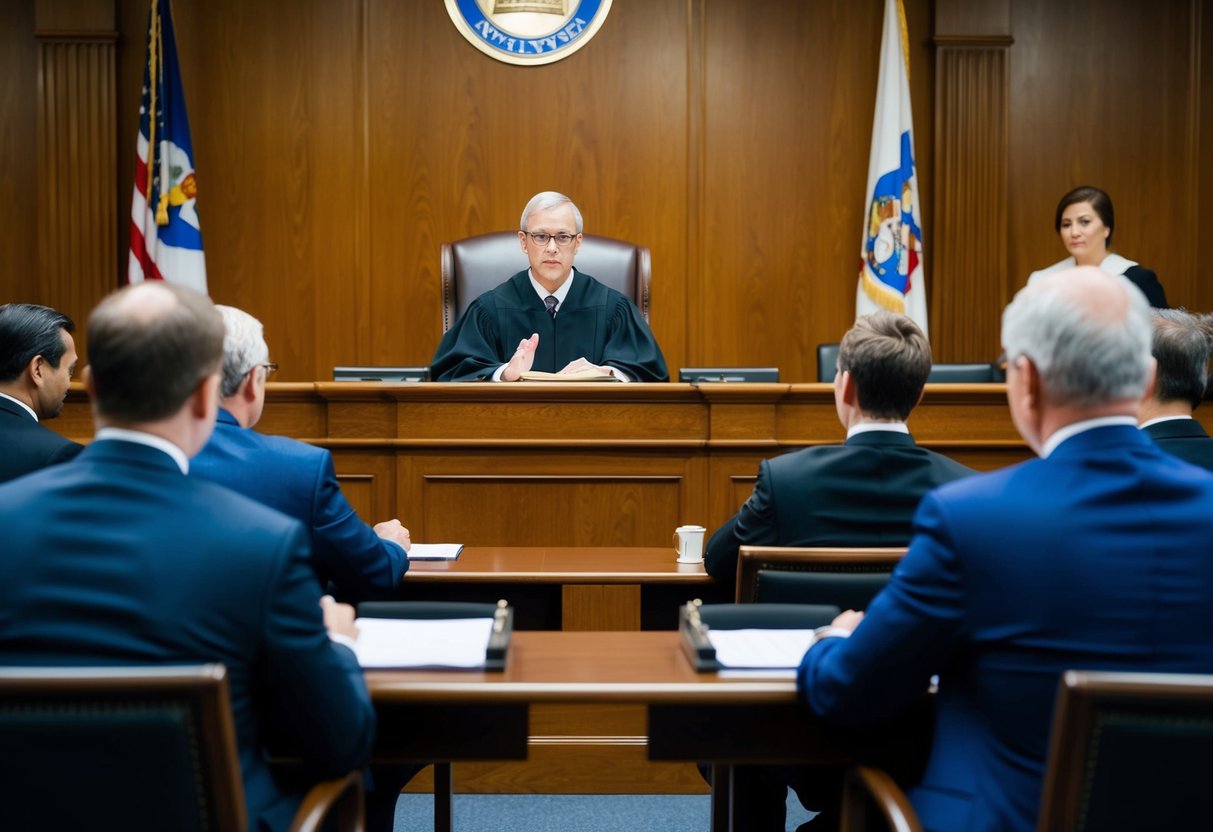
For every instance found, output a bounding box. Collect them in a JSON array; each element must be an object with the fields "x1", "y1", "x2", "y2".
[
  {"x1": 169, "y1": 0, "x2": 368, "y2": 382},
  {"x1": 34, "y1": 0, "x2": 117, "y2": 346},
  {"x1": 561, "y1": 585, "x2": 641, "y2": 631},
  {"x1": 0, "y1": 1, "x2": 37, "y2": 305},
  {"x1": 414, "y1": 460, "x2": 688, "y2": 548},
  {"x1": 365, "y1": 0, "x2": 691, "y2": 374},
  {"x1": 931, "y1": 0, "x2": 1010, "y2": 362},
  {"x1": 330, "y1": 448, "x2": 397, "y2": 526},
  {"x1": 699, "y1": 0, "x2": 935, "y2": 382},
  {"x1": 1006, "y1": 0, "x2": 1201, "y2": 311}
]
